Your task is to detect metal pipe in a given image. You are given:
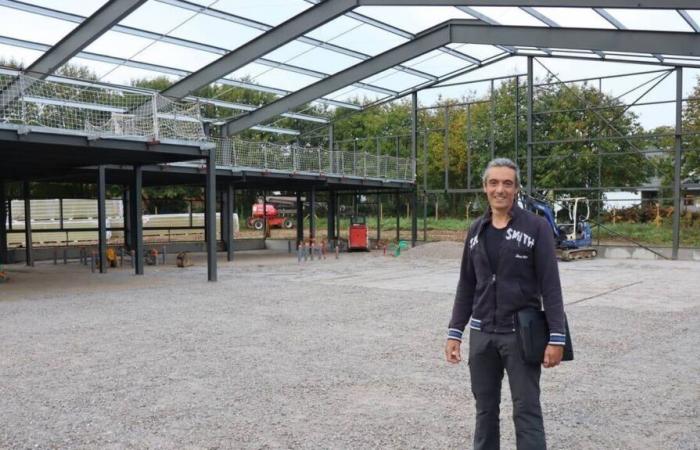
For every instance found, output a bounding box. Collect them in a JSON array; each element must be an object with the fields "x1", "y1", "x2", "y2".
[
  {"x1": 97, "y1": 165, "x2": 107, "y2": 274},
  {"x1": 672, "y1": 67, "x2": 683, "y2": 260},
  {"x1": 526, "y1": 56, "x2": 534, "y2": 196},
  {"x1": 206, "y1": 148, "x2": 217, "y2": 281},
  {"x1": 23, "y1": 180, "x2": 33, "y2": 267},
  {"x1": 131, "y1": 165, "x2": 143, "y2": 275}
]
